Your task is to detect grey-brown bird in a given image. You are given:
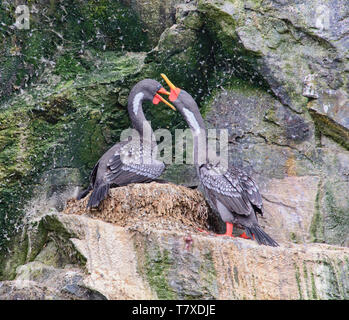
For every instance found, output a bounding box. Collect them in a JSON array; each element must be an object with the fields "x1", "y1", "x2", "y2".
[
  {"x1": 77, "y1": 79, "x2": 175, "y2": 208},
  {"x1": 159, "y1": 74, "x2": 278, "y2": 247}
]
